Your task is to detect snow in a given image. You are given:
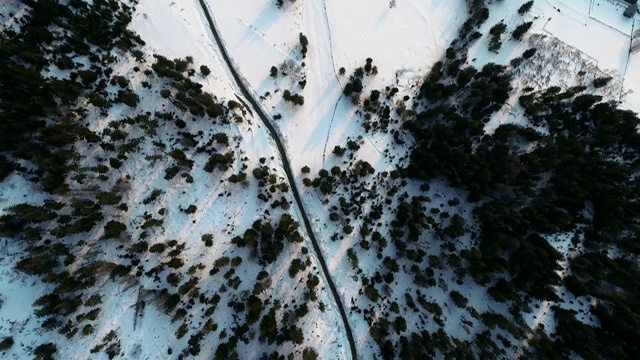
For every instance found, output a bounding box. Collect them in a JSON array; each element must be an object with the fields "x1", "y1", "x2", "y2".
[
  {"x1": 2, "y1": 0, "x2": 640, "y2": 358},
  {"x1": 0, "y1": 175, "x2": 49, "y2": 359},
  {"x1": 0, "y1": 0, "x2": 27, "y2": 34}
]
